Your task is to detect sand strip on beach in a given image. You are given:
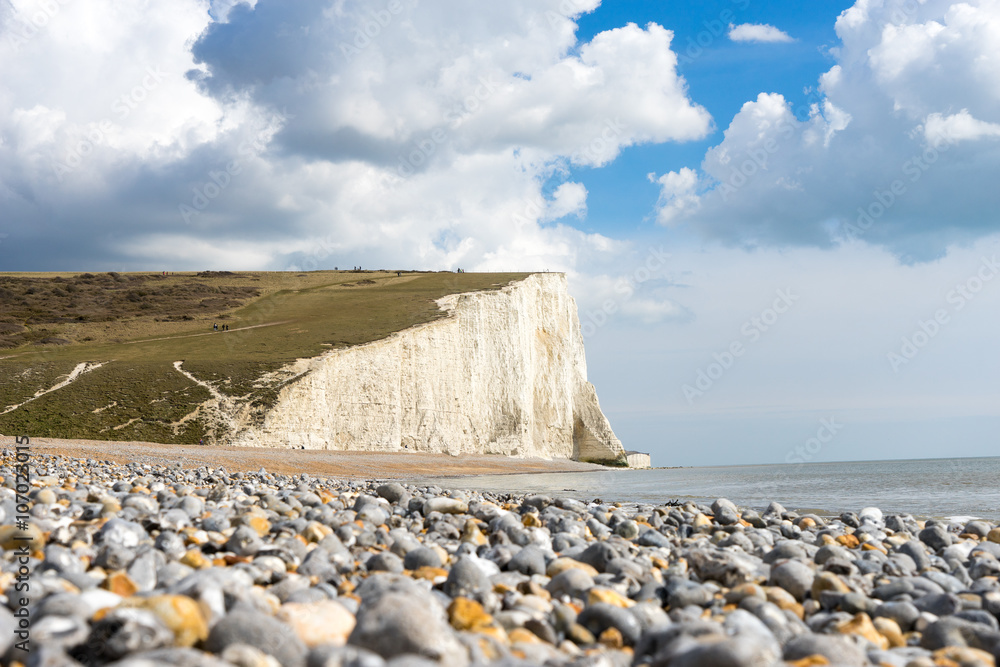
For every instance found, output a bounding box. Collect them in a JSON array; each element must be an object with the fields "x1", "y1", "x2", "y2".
[{"x1": 4, "y1": 436, "x2": 604, "y2": 479}]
